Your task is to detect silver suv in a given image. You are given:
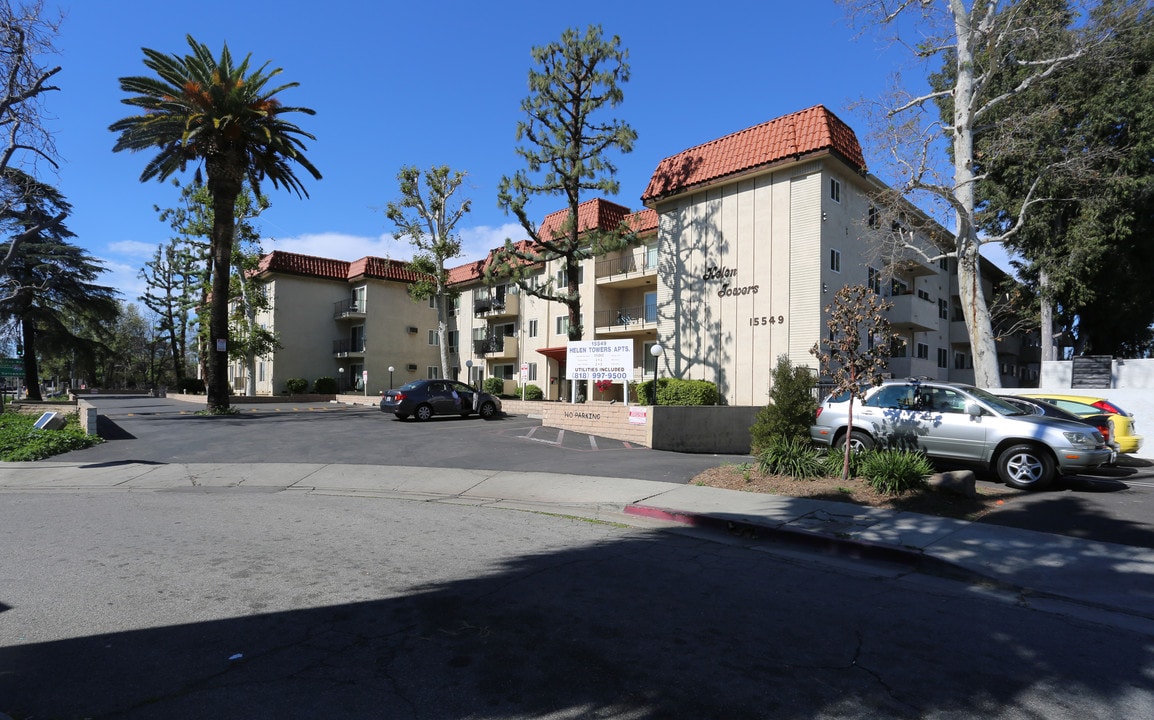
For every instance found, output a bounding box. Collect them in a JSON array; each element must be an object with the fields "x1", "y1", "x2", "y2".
[{"x1": 809, "y1": 379, "x2": 1112, "y2": 490}]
